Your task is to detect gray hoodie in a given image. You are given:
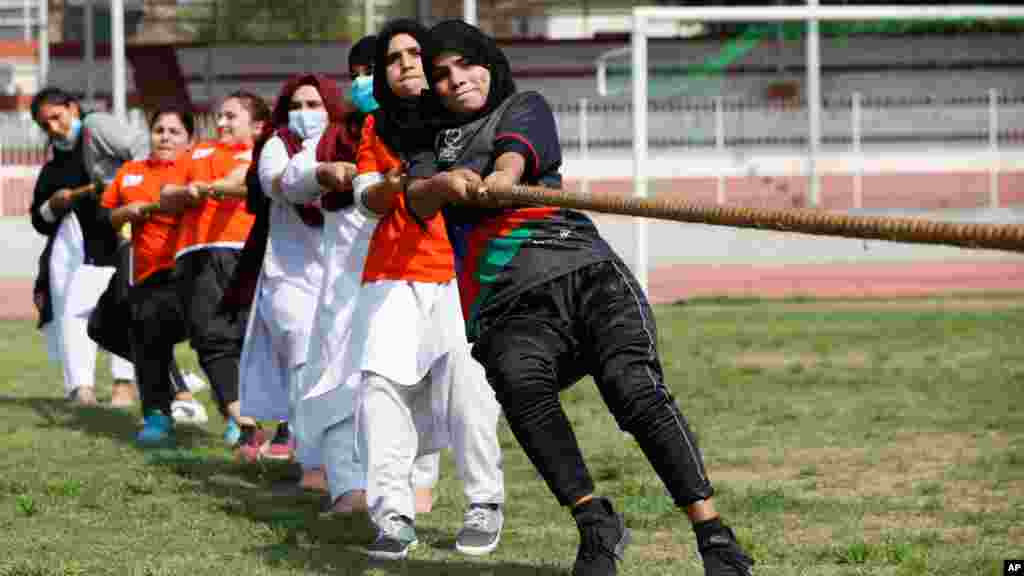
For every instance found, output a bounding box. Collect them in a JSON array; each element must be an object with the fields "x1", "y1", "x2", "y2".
[{"x1": 81, "y1": 112, "x2": 151, "y2": 185}]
